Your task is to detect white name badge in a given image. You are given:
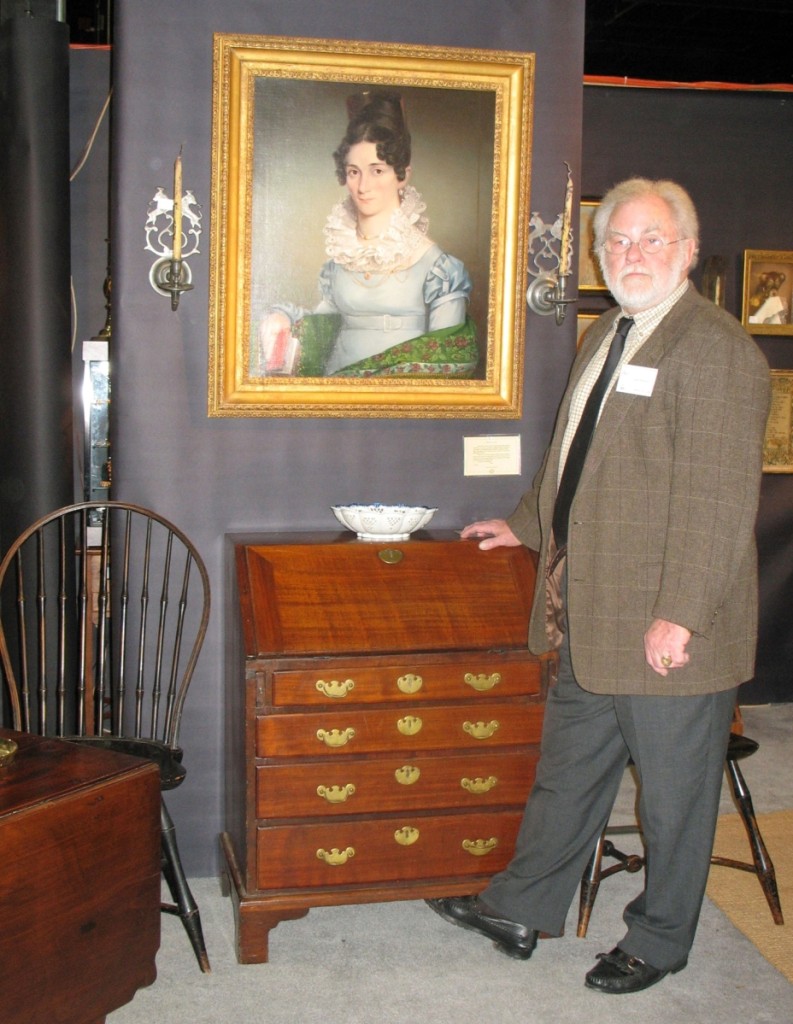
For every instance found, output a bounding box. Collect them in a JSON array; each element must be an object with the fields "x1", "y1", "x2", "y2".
[{"x1": 616, "y1": 364, "x2": 658, "y2": 397}]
